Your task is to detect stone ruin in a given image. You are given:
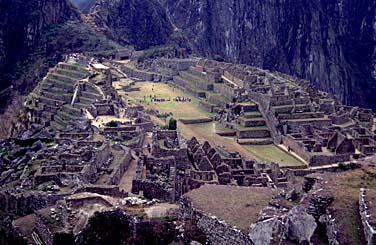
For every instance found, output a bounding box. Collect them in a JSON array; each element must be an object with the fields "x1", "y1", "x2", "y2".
[
  {"x1": 3, "y1": 51, "x2": 376, "y2": 244},
  {"x1": 162, "y1": 58, "x2": 376, "y2": 167},
  {"x1": 132, "y1": 129, "x2": 294, "y2": 203}
]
